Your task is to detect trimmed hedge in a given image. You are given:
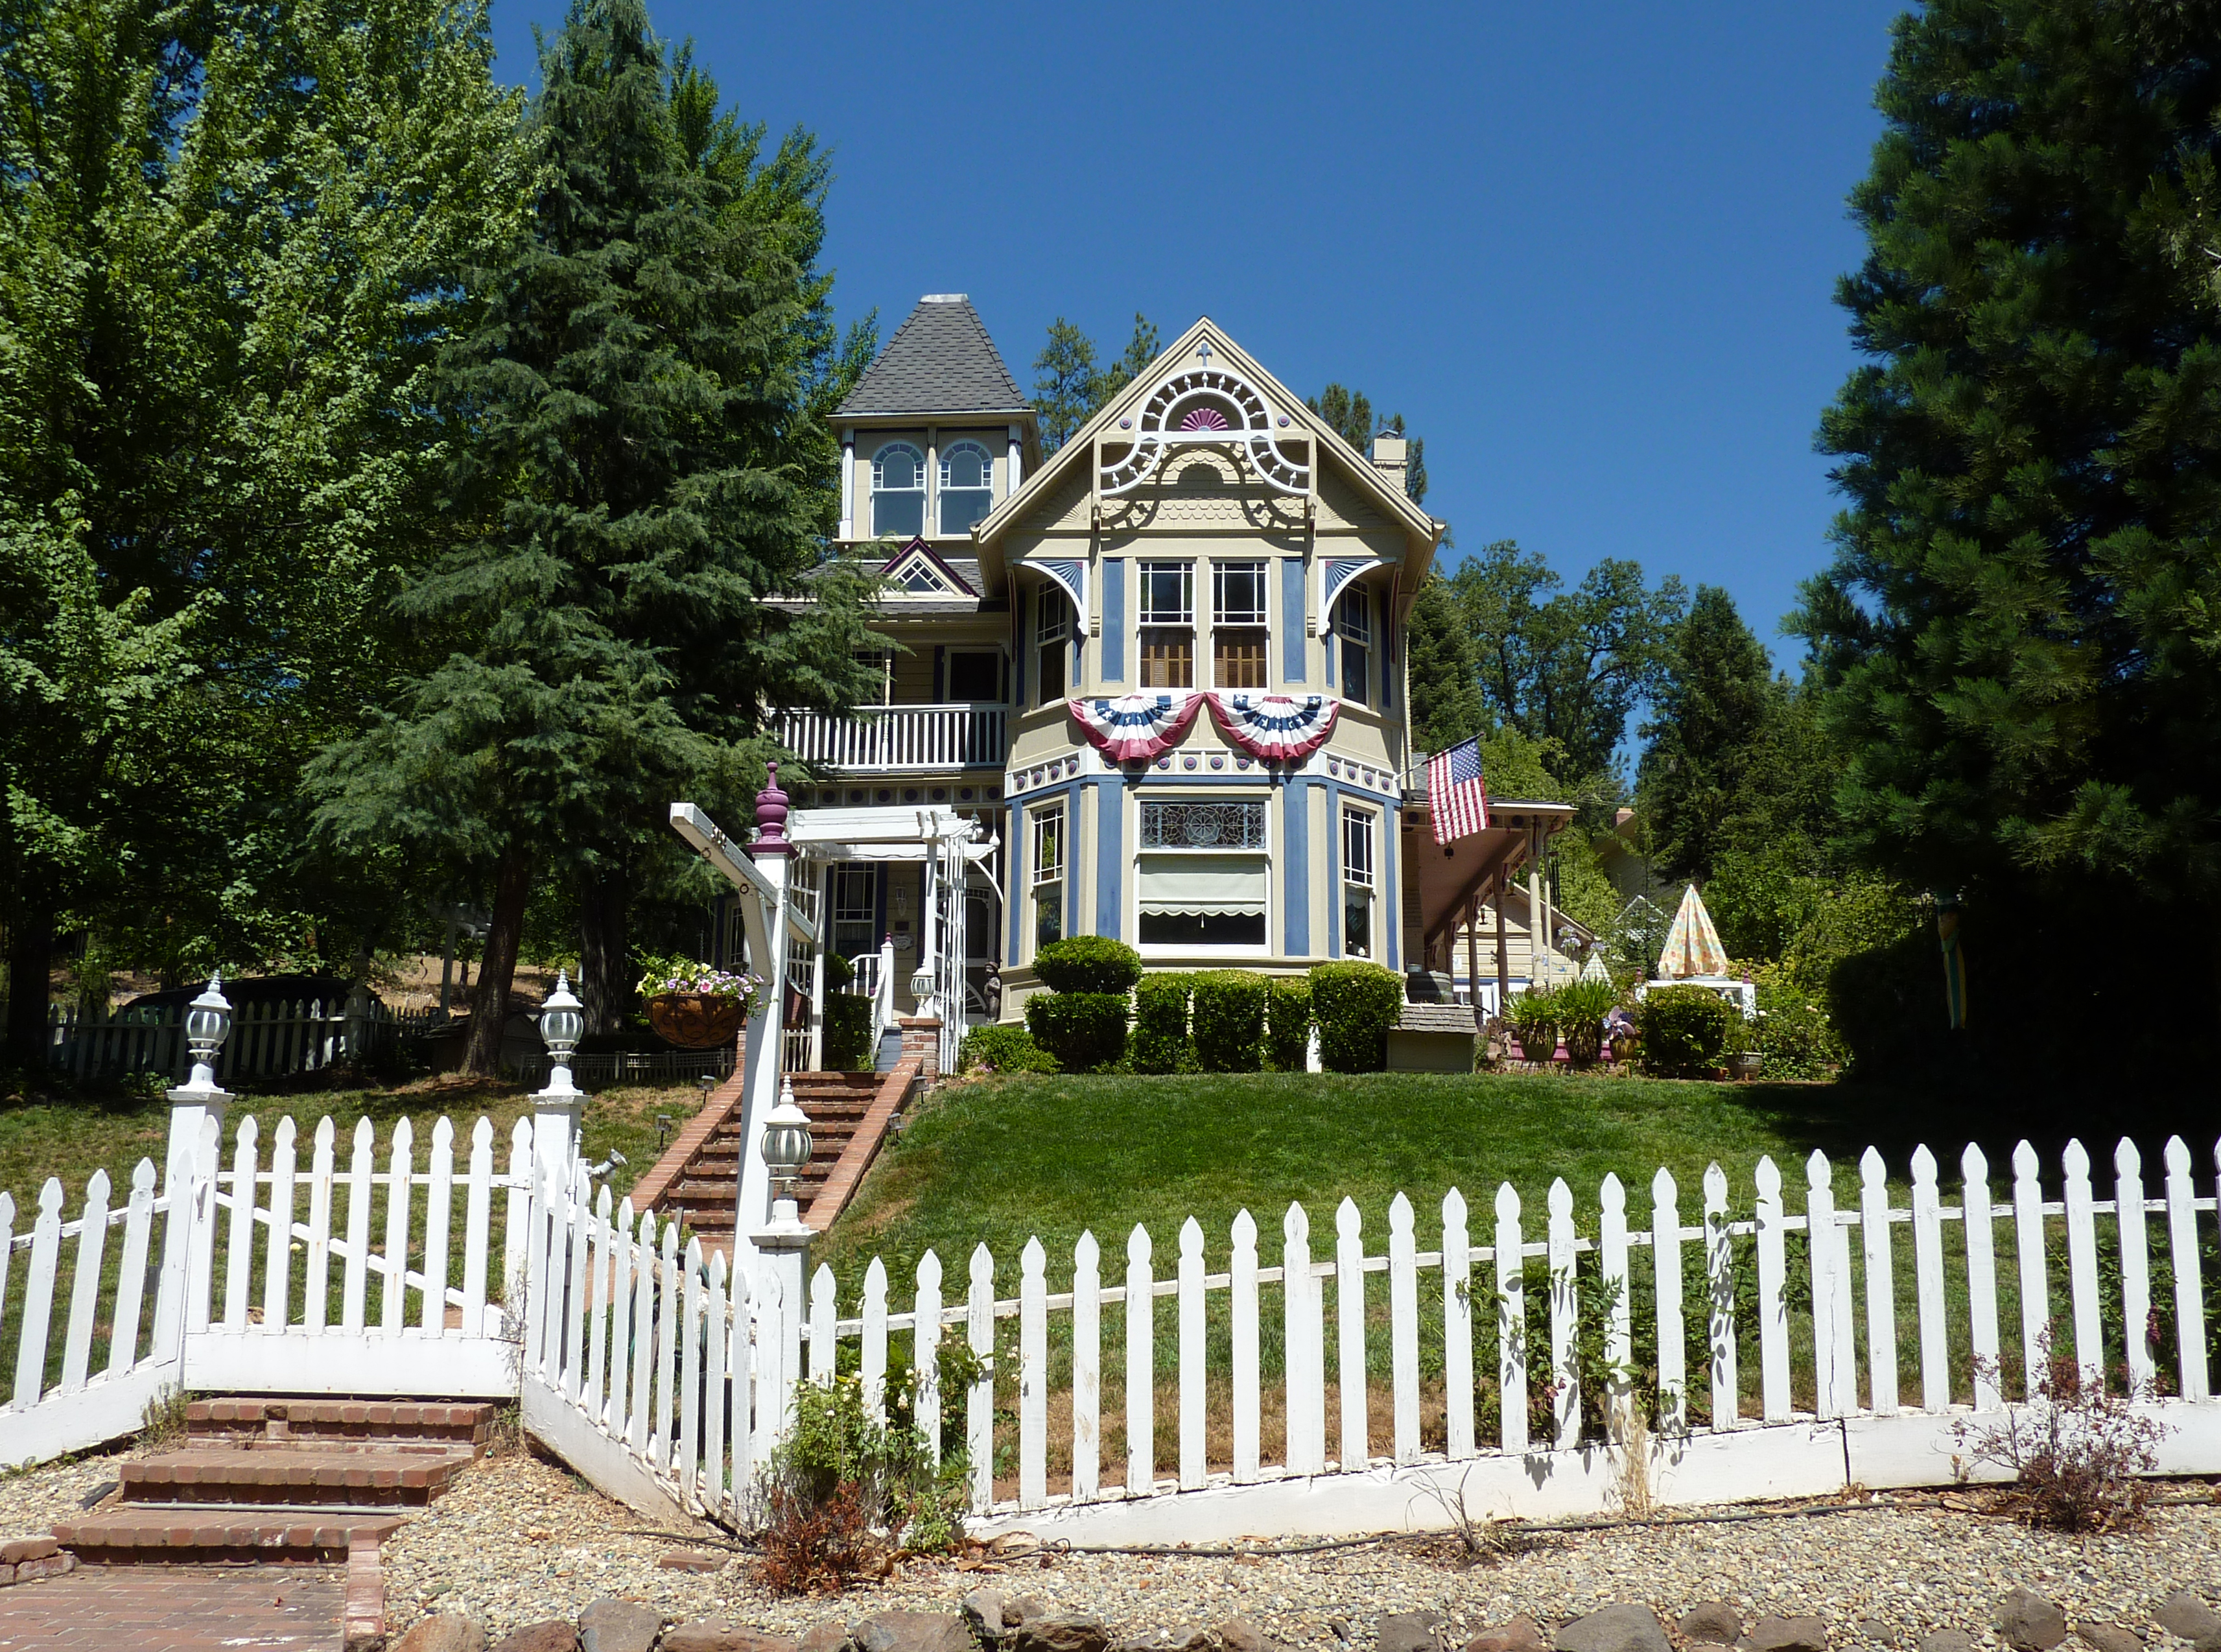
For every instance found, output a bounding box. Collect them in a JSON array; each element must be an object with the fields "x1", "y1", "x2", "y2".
[
  {"x1": 1024, "y1": 991, "x2": 1130, "y2": 1072},
  {"x1": 1633, "y1": 985, "x2": 1737, "y2": 1078},
  {"x1": 1307, "y1": 961, "x2": 1402, "y2": 1073},
  {"x1": 1132, "y1": 973, "x2": 1196, "y2": 1074},
  {"x1": 1265, "y1": 978, "x2": 1311, "y2": 1071},
  {"x1": 822, "y1": 993, "x2": 875, "y2": 1072},
  {"x1": 958, "y1": 1024, "x2": 1059, "y2": 1076},
  {"x1": 1033, "y1": 936, "x2": 1142, "y2": 995},
  {"x1": 1192, "y1": 971, "x2": 1267, "y2": 1072}
]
